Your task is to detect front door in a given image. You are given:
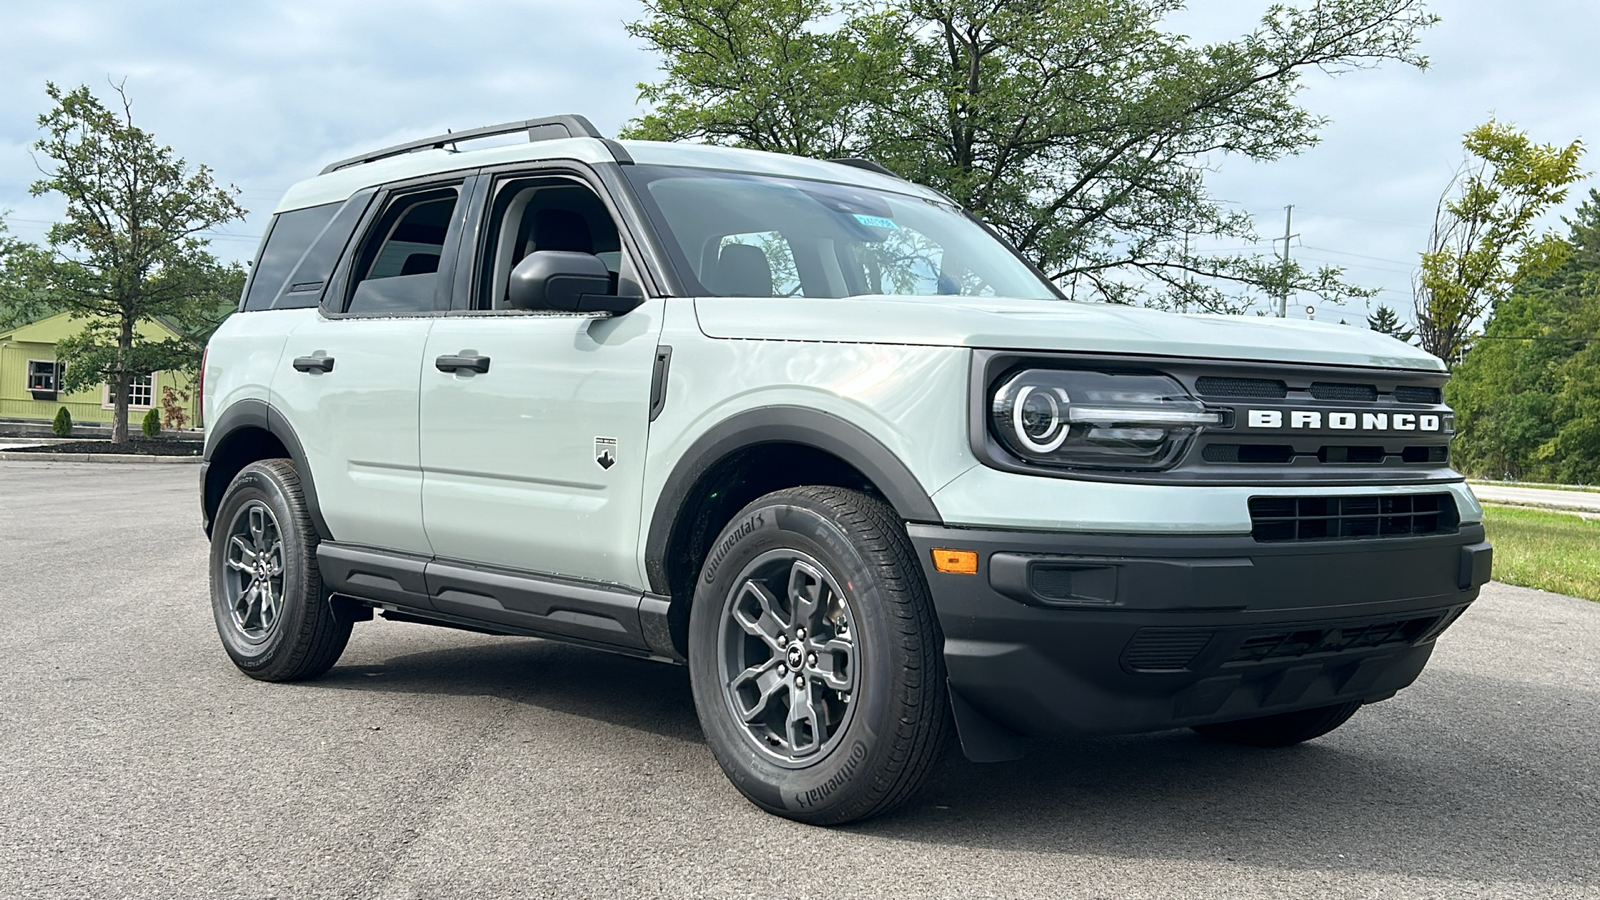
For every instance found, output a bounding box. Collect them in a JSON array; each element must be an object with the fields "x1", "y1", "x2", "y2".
[
  {"x1": 419, "y1": 172, "x2": 663, "y2": 588},
  {"x1": 271, "y1": 177, "x2": 471, "y2": 555}
]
